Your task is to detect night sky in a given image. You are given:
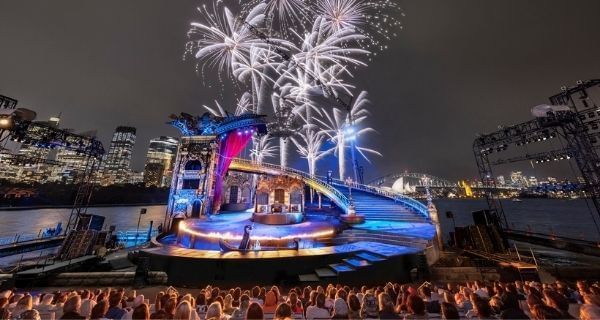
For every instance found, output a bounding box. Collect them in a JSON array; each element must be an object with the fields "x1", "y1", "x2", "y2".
[{"x1": 1, "y1": 0, "x2": 600, "y2": 181}]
